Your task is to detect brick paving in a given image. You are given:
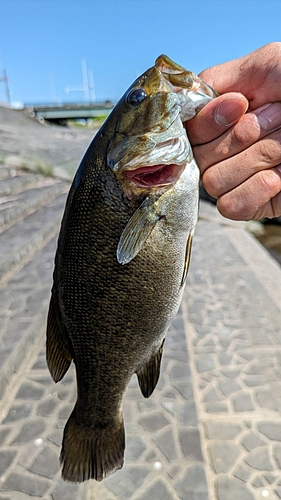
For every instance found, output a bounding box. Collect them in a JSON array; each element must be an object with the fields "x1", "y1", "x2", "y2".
[
  {"x1": 0, "y1": 167, "x2": 281, "y2": 499},
  {"x1": 184, "y1": 212, "x2": 281, "y2": 500}
]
